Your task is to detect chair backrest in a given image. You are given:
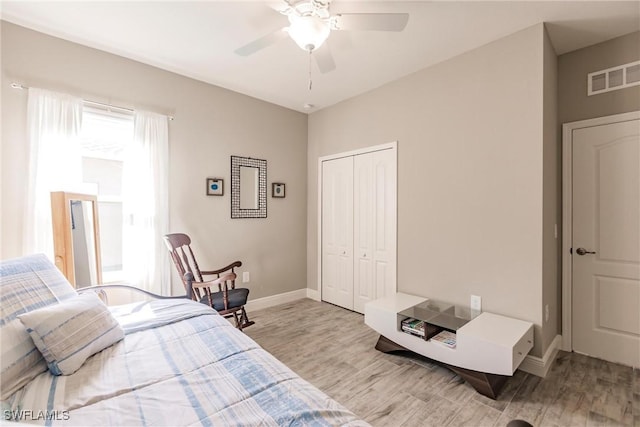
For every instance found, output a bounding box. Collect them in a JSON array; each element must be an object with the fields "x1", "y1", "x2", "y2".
[{"x1": 163, "y1": 233, "x2": 204, "y2": 289}]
